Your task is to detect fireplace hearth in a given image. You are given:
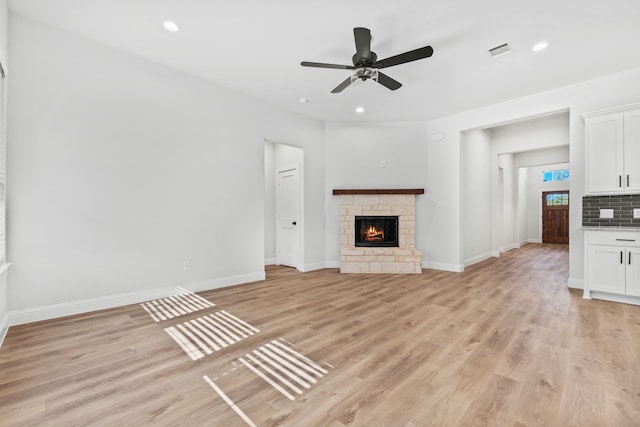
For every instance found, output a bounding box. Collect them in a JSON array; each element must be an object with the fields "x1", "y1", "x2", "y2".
[{"x1": 355, "y1": 216, "x2": 398, "y2": 247}]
